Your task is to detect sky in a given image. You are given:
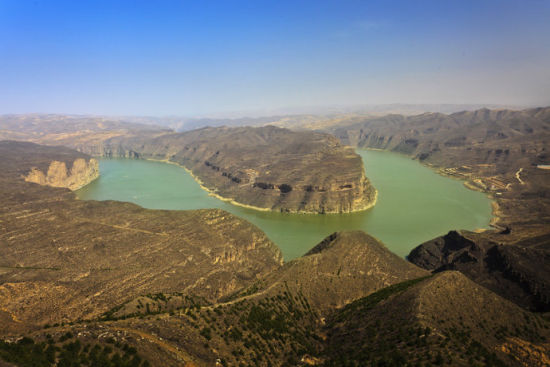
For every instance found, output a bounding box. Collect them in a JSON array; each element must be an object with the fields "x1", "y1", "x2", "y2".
[{"x1": 1, "y1": 0, "x2": 549, "y2": 116}]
